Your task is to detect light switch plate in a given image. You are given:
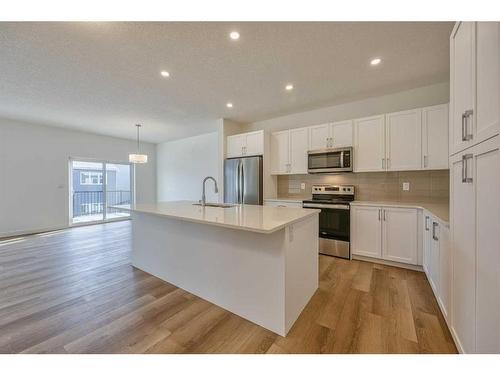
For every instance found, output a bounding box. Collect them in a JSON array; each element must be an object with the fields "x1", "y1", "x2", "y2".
[
  {"x1": 402, "y1": 182, "x2": 410, "y2": 191},
  {"x1": 300, "y1": 183, "x2": 306, "y2": 190}
]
